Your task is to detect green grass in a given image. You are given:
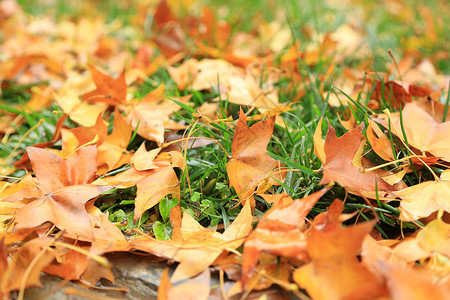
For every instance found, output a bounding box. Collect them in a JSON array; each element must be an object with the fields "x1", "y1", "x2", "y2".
[{"x1": 2, "y1": 0, "x2": 448, "y2": 241}]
